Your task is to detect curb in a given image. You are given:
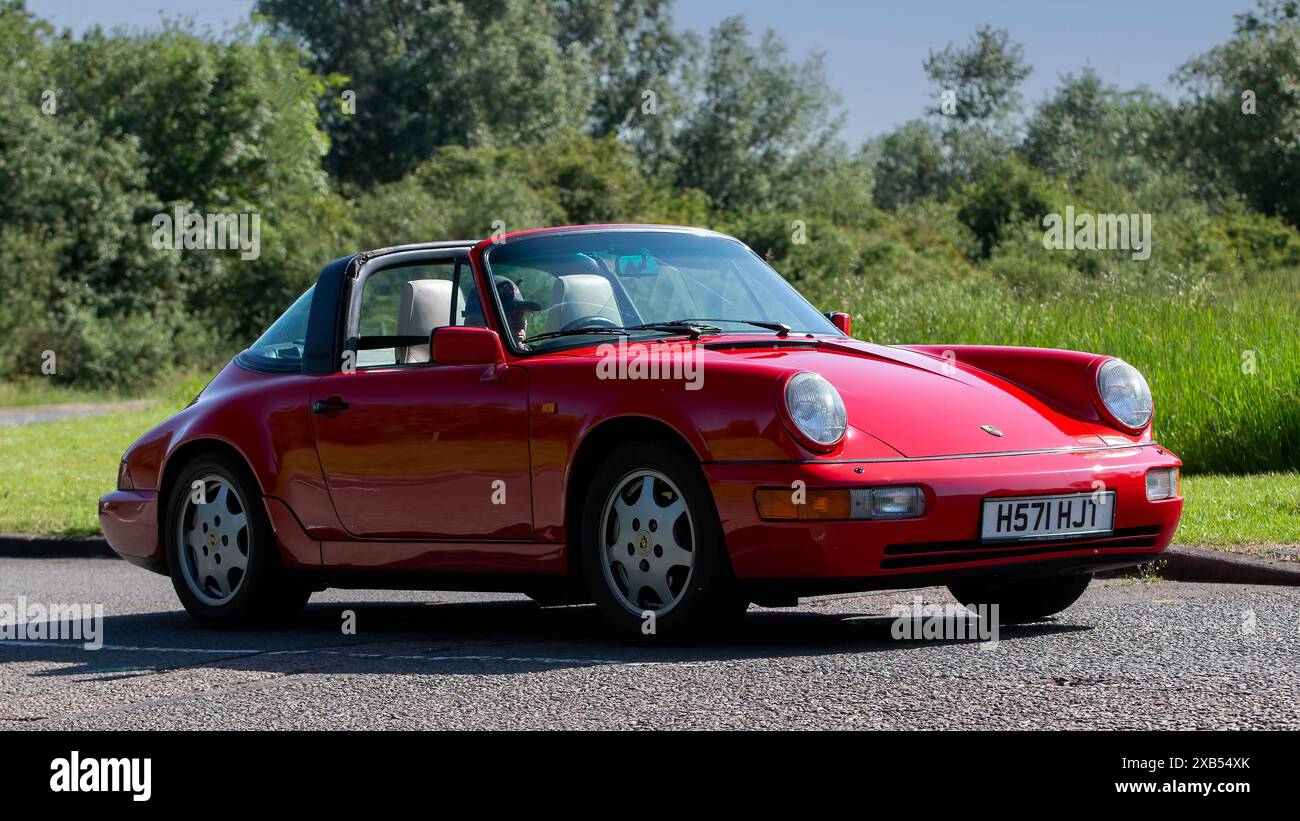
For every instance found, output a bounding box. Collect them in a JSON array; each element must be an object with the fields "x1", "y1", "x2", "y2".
[
  {"x1": 0, "y1": 534, "x2": 114, "y2": 559},
  {"x1": 1101, "y1": 545, "x2": 1300, "y2": 587}
]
